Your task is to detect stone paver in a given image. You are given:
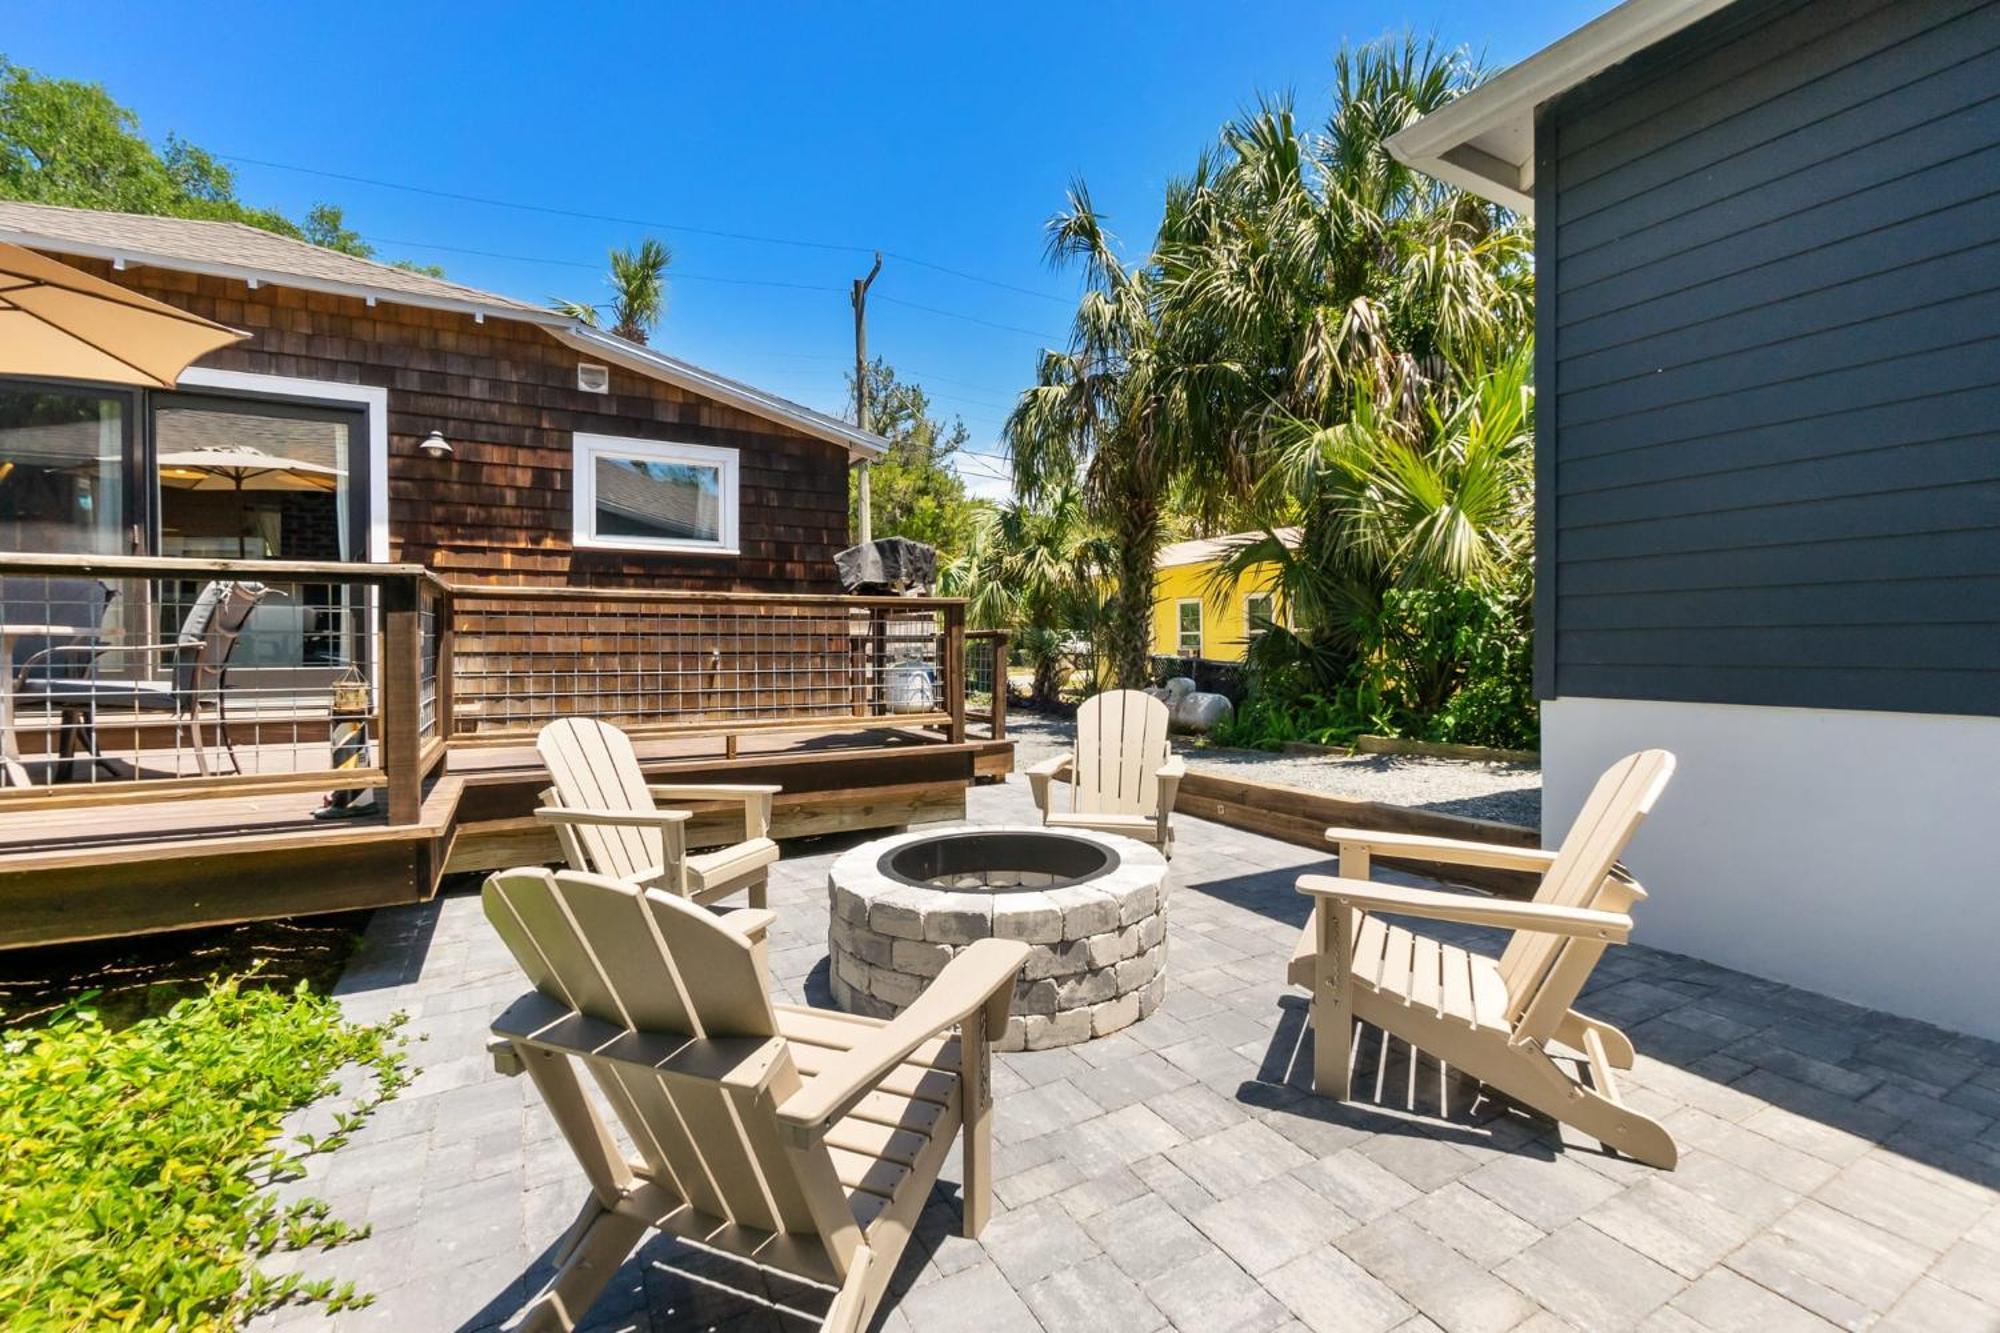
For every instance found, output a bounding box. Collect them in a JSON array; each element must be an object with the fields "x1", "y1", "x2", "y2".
[{"x1": 246, "y1": 773, "x2": 2000, "y2": 1332}]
